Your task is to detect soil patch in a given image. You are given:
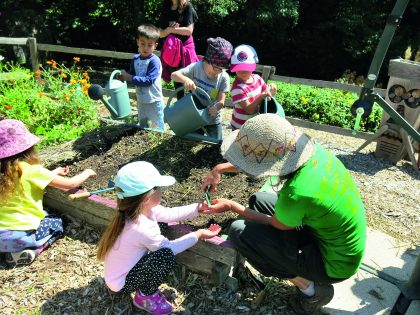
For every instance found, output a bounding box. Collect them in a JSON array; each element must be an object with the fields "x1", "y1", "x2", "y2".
[{"x1": 2, "y1": 112, "x2": 419, "y2": 315}]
